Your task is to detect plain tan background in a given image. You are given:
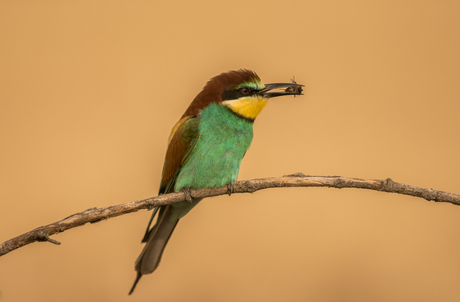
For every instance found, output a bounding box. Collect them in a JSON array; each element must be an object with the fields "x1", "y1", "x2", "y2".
[{"x1": 1, "y1": 1, "x2": 460, "y2": 301}]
